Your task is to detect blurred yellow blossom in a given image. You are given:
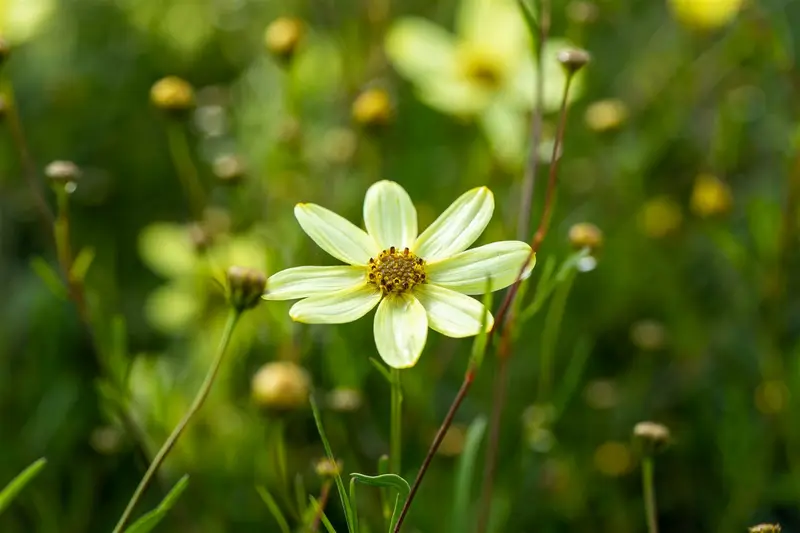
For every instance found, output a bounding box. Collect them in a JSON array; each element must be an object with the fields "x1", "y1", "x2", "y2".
[
  {"x1": 754, "y1": 380, "x2": 789, "y2": 415},
  {"x1": 0, "y1": 0, "x2": 54, "y2": 43},
  {"x1": 690, "y1": 173, "x2": 733, "y2": 217},
  {"x1": 668, "y1": 0, "x2": 744, "y2": 30},
  {"x1": 352, "y1": 88, "x2": 394, "y2": 127},
  {"x1": 594, "y1": 441, "x2": 633, "y2": 477},
  {"x1": 584, "y1": 98, "x2": 629, "y2": 132},
  {"x1": 251, "y1": 361, "x2": 311, "y2": 411},
  {"x1": 638, "y1": 196, "x2": 683, "y2": 238},
  {"x1": 385, "y1": 0, "x2": 582, "y2": 168},
  {"x1": 265, "y1": 16, "x2": 304, "y2": 63}
]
